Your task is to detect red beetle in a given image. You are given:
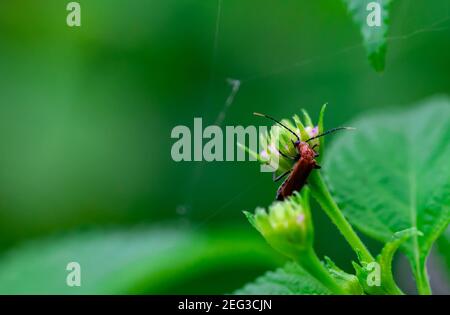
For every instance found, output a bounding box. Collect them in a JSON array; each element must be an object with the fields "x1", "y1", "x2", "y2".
[{"x1": 254, "y1": 113, "x2": 352, "y2": 200}]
